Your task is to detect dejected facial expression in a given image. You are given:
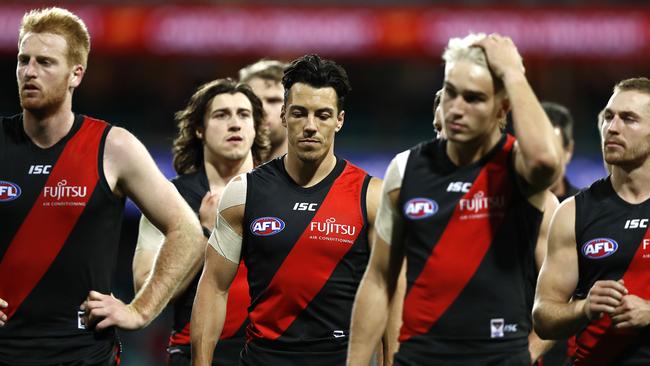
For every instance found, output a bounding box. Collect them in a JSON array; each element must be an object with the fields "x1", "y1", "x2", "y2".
[
  {"x1": 601, "y1": 90, "x2": 650, "y2": 168},
  {"x1": 16, "y1": 32, "x2": 81, "y2": 113},
  {"x1": 247, "y1": 77, "x2": 286, "y2": 147},
  {"x1": 442, "y1": 60, "x2": 506, "y2": 144},
  {"x1": 201, "y1": 92, "x2": 256, "y2": 162},
  {"x1": 282, "y1": 83, "x2": 343, "y2": 163}
]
